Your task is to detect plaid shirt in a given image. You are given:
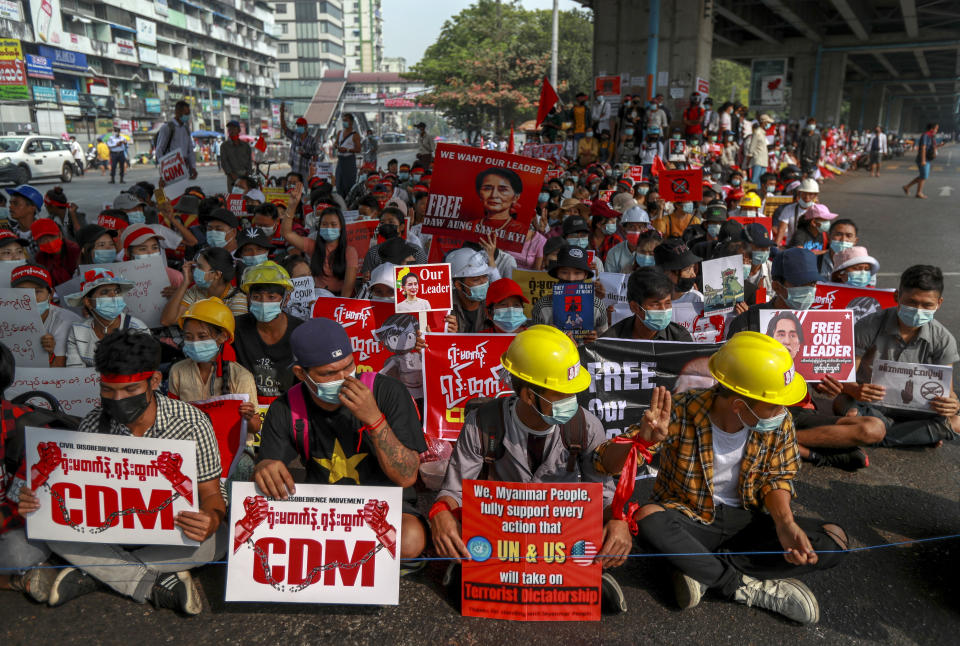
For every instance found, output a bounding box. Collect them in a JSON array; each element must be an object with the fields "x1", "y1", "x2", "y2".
[
  {"x1": 78, "y1": 392, "x2": 221, "y2": 482},
  {"x1": 594, "y1": 386, "x2": 800, "y2": 524},
  {"x1": 283, "y1": 126, "x2": 318, "y2": 178}
]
